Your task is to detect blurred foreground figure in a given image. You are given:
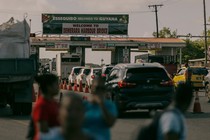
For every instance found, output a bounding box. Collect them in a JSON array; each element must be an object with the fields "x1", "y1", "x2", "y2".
[
  {"x1": 83, "y1": 77, "x2": 118, "y2": 140},
  {"x1": 137, "y1": 83, "x2": 193, "y2": 140},
  {"x1": 40, "y1": 94, "x2": 95, "y2": 140},
  {"x1": 157, "y1": 83, "x2": 193, "y2": 140},
  {"x1": 32, "y1": 74, "x2": 60, "y2": 140}
]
